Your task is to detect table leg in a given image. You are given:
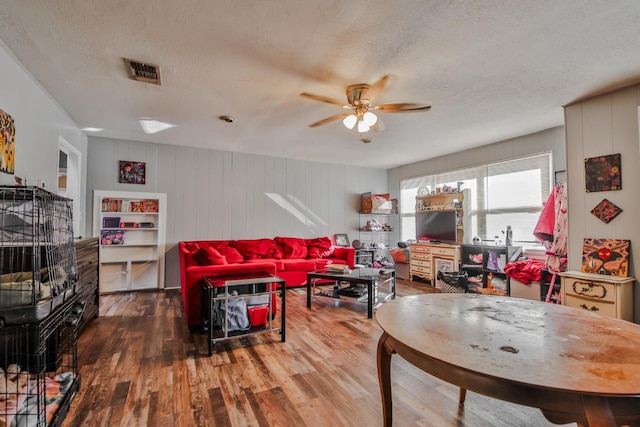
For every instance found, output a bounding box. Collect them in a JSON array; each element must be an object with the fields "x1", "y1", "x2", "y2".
[
  {"x1": 377, "y1": 332, "x2": 395, "y2": 427},
  {"x1": 307, "y1": 275, "x2": 312, "y2": 308},
  {"x1": 280, "y1": 280, "x2": 286, "y2": 342},
  {"x1": 368, "y1": 280, "x2": 373, "y2": 318},
  {"x1": 581, "y1": 395, "x2": 616, "y2": 427}
]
